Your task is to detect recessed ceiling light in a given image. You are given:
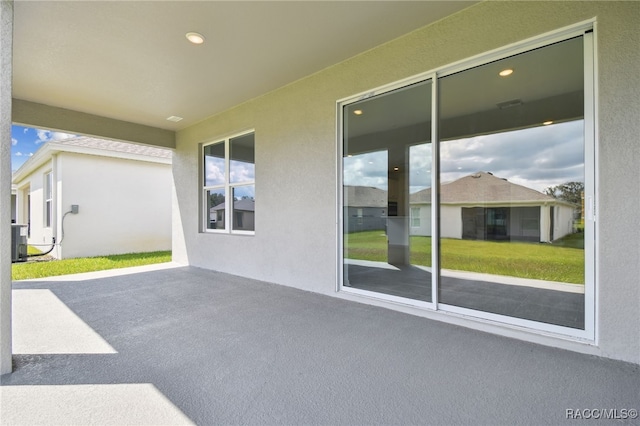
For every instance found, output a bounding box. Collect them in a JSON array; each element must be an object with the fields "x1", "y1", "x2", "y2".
[
  {"x1": 167, "y1": 116, "x2": 183, "y2": 122},
  {"x1": 353, "y1": 109, "x2": 363, "y2": 115},
  {"x1": 186, "y1": 32, "x2": 205, "y2": 45},
  {"x1": 499, "y1": 68, "x2": 514, "y2": 77},
  {"x1": 543, "y1": 120, "x2": 554, "y2": 125},
  {"x1": 393, "y1": 167, "x2": 399, "y2": 171}
]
